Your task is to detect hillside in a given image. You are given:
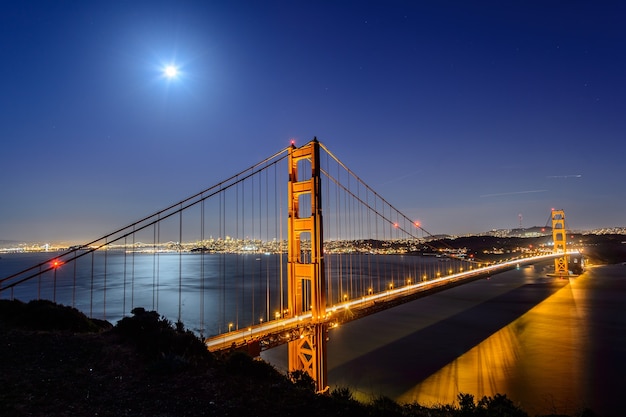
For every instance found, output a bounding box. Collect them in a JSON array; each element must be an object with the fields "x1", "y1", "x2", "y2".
[{"x1": 0, "y1": 300, "x2": 602, "y2": 417}]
